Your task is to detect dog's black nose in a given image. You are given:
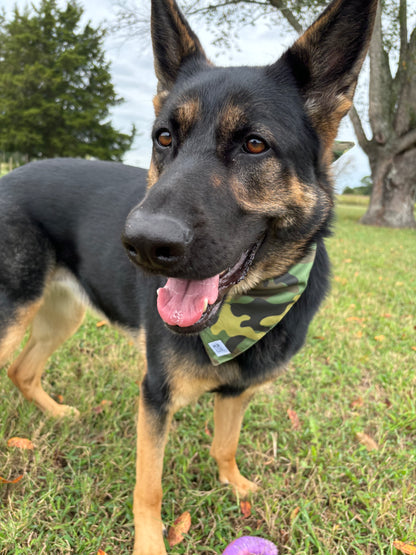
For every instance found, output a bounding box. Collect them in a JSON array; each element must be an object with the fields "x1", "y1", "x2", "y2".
[{"x1": 122, "y1": 210, "x2": 193, "y2": 272}]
